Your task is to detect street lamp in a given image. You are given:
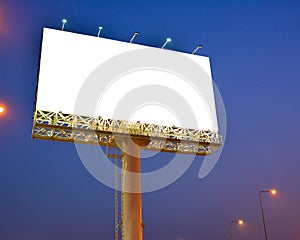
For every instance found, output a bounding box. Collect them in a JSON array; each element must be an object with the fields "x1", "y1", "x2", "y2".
[
  {"x1": 230, "y1": 219, "x2": 244, "y2": 240},
  {"x1": 259, "y1": 189, "x2": 277, "y2": 240}
]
